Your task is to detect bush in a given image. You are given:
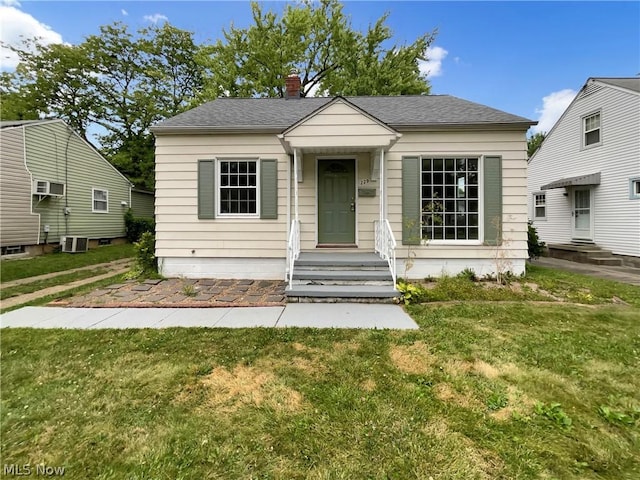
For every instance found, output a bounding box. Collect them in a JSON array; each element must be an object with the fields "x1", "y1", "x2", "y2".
[
  {"x1": 528, "y1": 221, "x2": 546, "y2": 260},
  {"x1": 396, "y1": 281, "x2": 429, "y2": 305},
  {"x1": 124, "y1": 209, "x2": 155, "y2": 243},
  {"x1": 134, "y1": 232, "x2": 157, "y2": 276}
]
